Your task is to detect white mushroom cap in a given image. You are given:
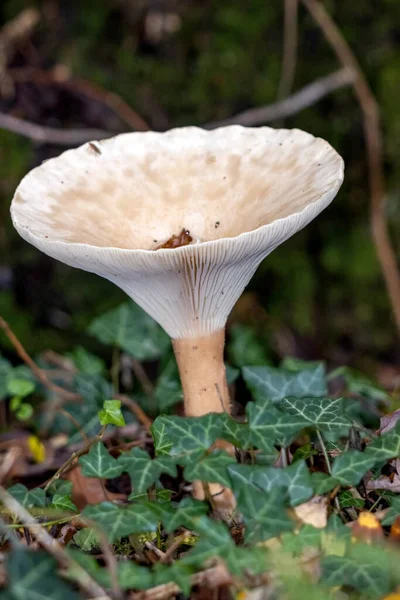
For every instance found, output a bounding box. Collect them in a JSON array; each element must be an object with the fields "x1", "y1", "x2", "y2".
[{"x1": 11, "y1": 125, "x2": 344, "y2": 339}]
